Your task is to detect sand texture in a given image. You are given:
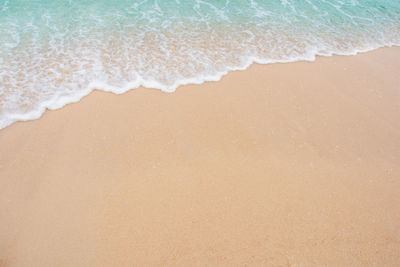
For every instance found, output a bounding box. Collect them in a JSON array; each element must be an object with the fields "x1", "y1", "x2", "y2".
[{"x1": 1, "y1": 47, "x2": 400, "y2": 266}]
